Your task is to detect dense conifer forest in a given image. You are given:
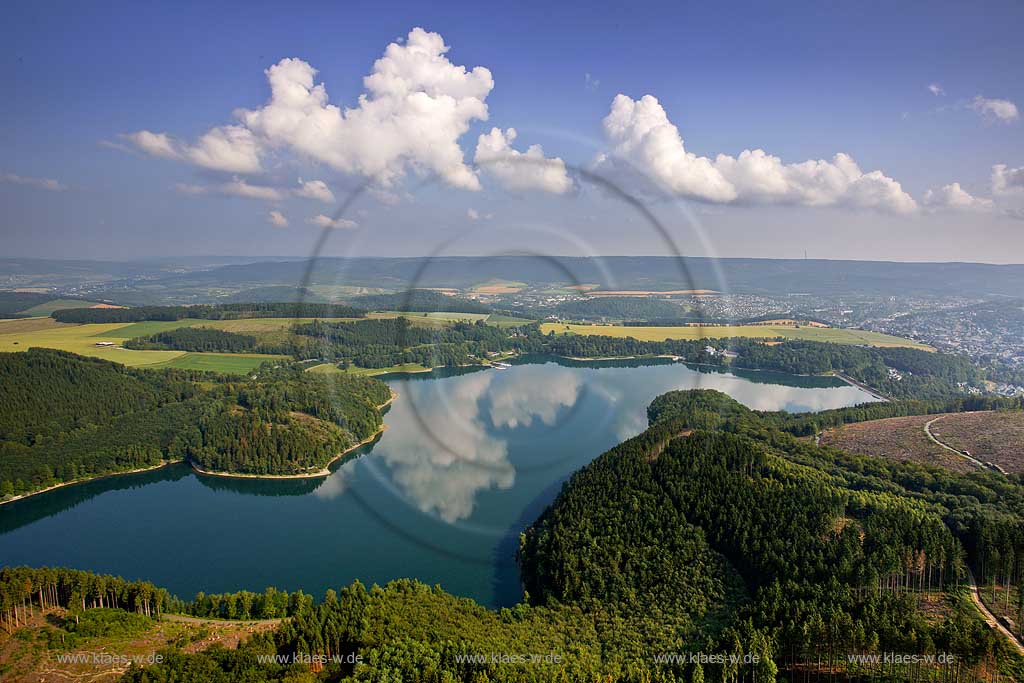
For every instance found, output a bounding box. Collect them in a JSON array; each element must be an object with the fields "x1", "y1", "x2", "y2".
[
  {"x1": 124, "y1": 327, "x2": 258, "y2": 352},
  {"x1": 348, "y1": 289, "x2": 492, "y2": 314},
  {"x1": 51, "y1": 302, "x2": 366, "y2": 324},
  {"x1": 551, "y1": 296, "x2": 686, "y2": 320},
  {"x1": 0, "y1": 349, "x2": 391, "y2": 495},
  {"x1": 3, "y1": 387, "x2": 1022, "y2": 681}
]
